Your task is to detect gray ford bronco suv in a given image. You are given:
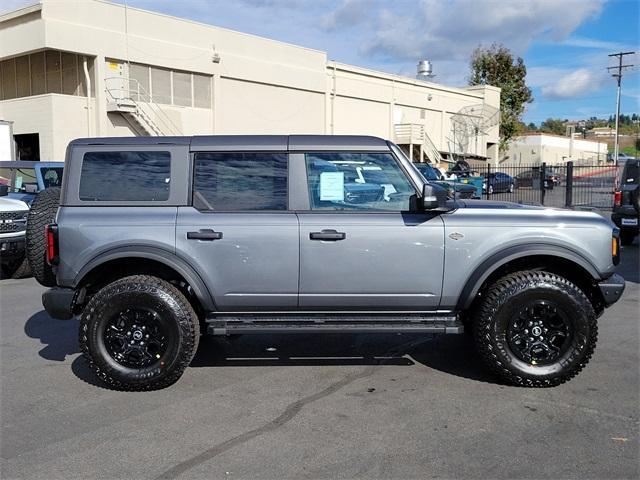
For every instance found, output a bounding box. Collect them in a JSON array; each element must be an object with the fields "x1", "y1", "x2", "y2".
[{"x1": 31, "y1": 135, "x2": 625, "y2": 391}]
